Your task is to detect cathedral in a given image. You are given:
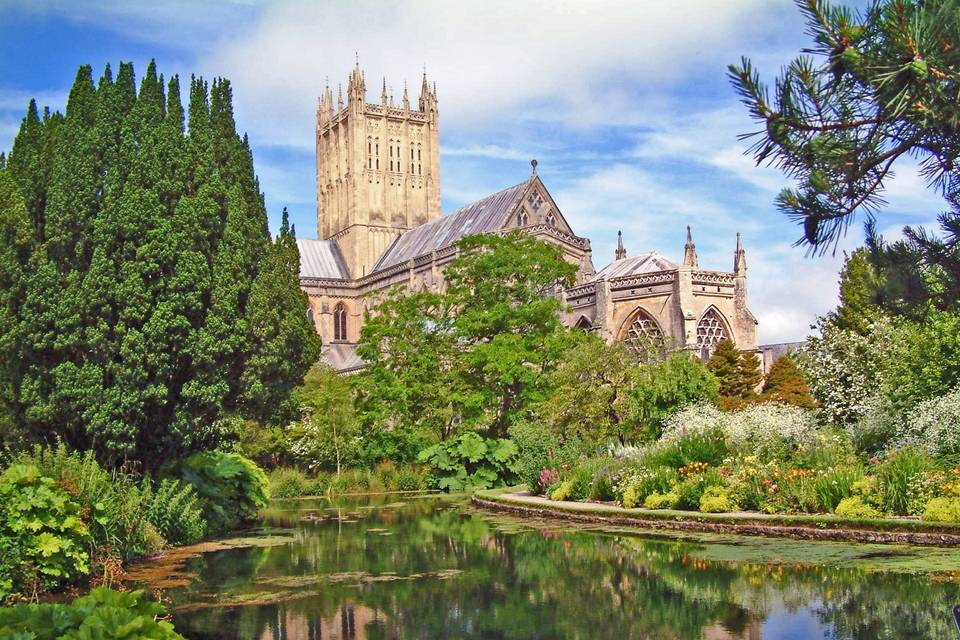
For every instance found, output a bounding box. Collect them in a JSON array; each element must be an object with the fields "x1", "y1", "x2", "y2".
[{"x1": 297, "y1": 64, "x2": 759, "y2": 371}]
